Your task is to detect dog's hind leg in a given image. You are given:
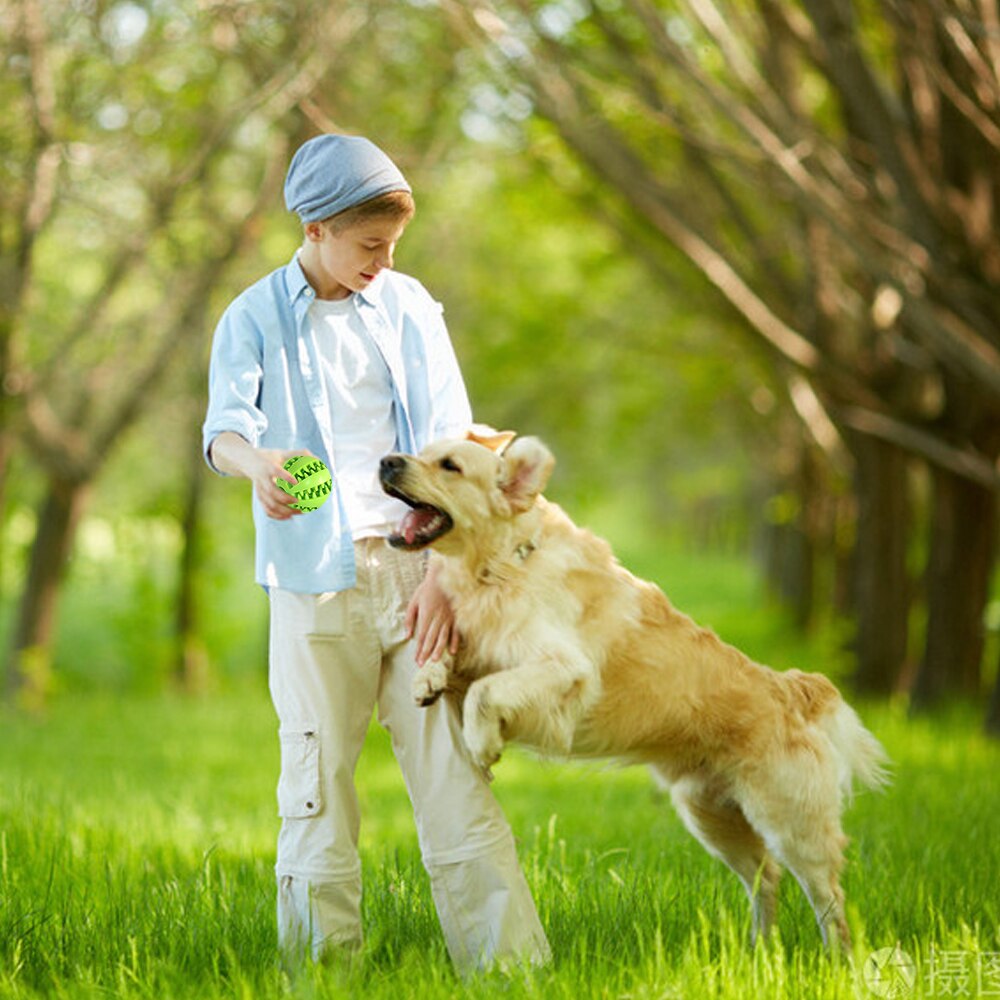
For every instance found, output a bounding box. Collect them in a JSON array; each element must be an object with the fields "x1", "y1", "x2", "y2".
[
  {"x1": 667, "y1": 774, "x2": 781, "y2": 944},
  {"x1": 764, "y1": 820, "x2": 849, "y2": 950},
  {"x1": 737, "y1": 758, "x2": 851, "y2": 950}
]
